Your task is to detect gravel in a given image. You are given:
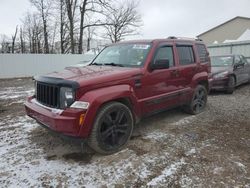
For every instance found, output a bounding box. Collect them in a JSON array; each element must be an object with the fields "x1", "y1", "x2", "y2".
[{"x1": 0, "y1": 78, "x2": 249, "y2": 187}]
